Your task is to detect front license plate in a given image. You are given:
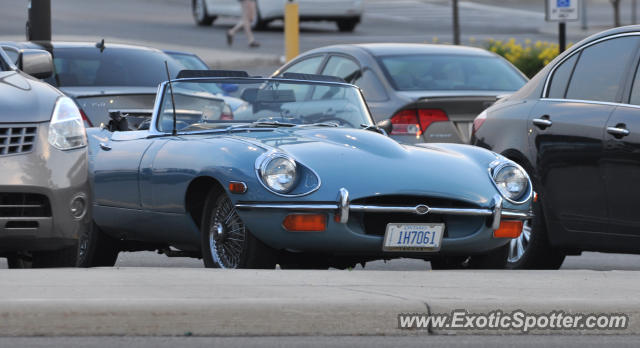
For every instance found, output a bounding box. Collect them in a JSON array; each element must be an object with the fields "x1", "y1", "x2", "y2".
[{"x1": 382, "y1": 223, "x2": 444, "y2": 252}]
